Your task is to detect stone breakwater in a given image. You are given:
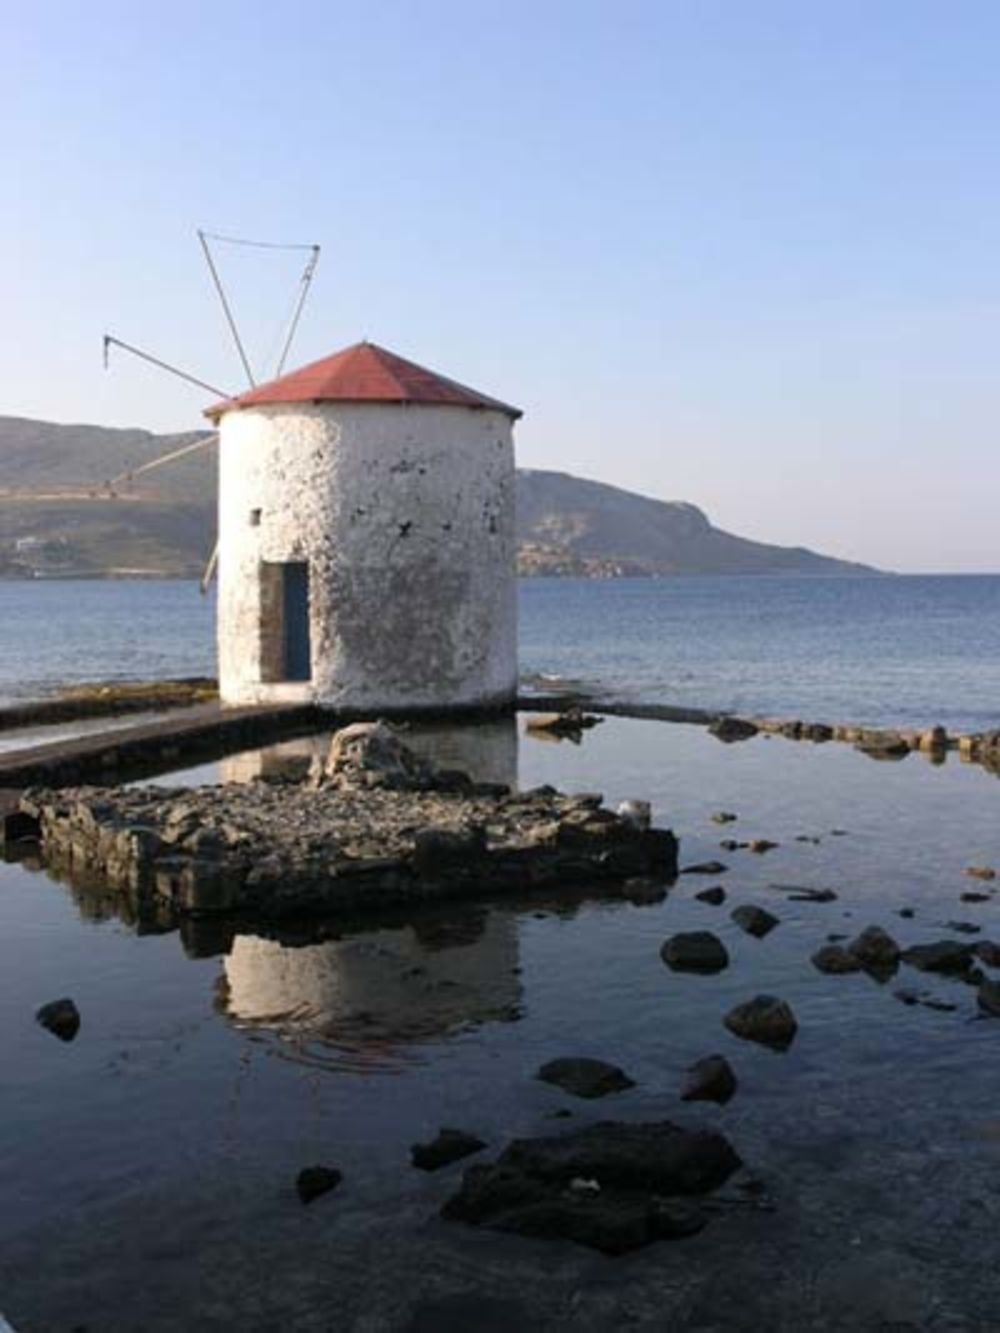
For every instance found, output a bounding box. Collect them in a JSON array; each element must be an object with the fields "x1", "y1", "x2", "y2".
[{"x1": 14, "y1": 780, "x2": 678, "y2": 921}]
